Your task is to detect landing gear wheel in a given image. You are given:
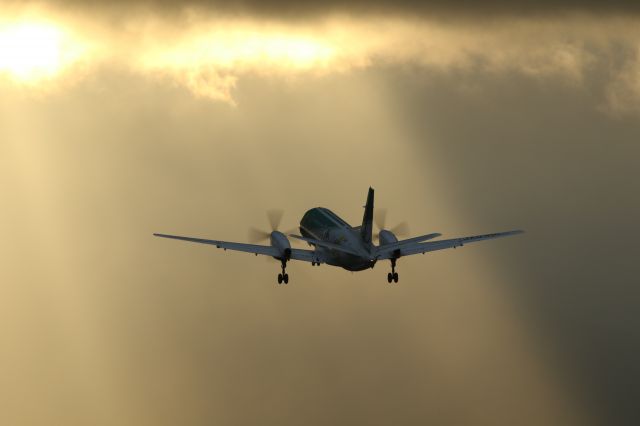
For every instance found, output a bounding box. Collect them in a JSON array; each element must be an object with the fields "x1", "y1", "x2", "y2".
[
  {"x1": 278, "y1": 258, "x2": 289, "y2": 285},
  {"x1": 387, "y1": 258, "x2": 399, "y2": 283}
]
